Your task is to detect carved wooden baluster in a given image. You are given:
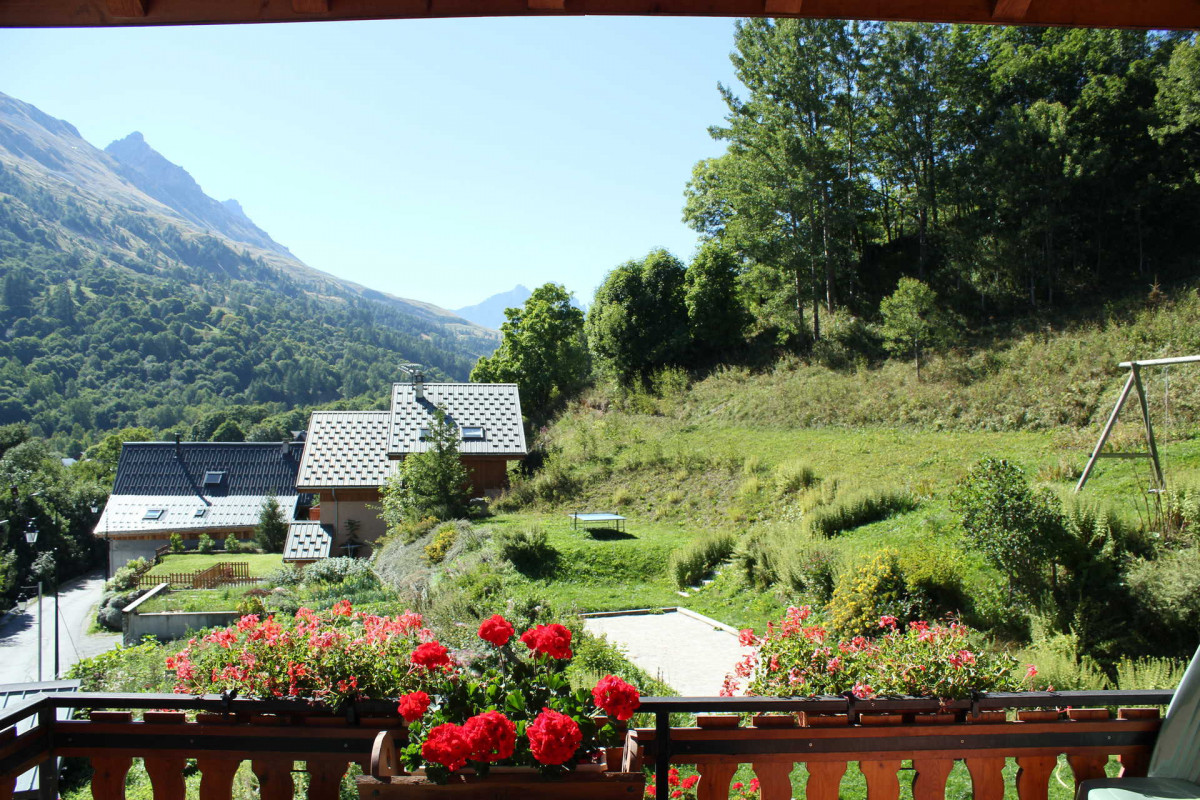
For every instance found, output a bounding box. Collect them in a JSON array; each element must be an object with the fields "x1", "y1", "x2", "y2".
[
  {"x1": 805, "y1": 762, "x2": 847, "y2": 800},
  {"x1": 696, "y1": 759, "x2": 737, "y2": 800},
  {"x1": 860, "y1": 759, "x2": 903, "y2": 800},
  {"x1": 305, "y1": 759, "x2": 349, "y2": 800},
  {"x1": 1117, "y1": 708, "x2": 1160, "y2": 777},
  {"x1": 90, "y1": 712, "x2": 135, "y2": 800},
  {"x1": 910, "y1": 759, "x2": 954, "y2": 800},
  {"x1": 1066, "y1": 755, "x2": 1109, "y2": 785},
  {"x1": 252, "y1": 758, "x2": 295, "y2": 800},
  {"x1": 196, "y1": 758, "x2": 240, "y2": 800},
  {"x1": 142, "y1": 711, "x2": 188, "y2": 800},
  {"x1": 751, "y1": 761, "x2": 792, "y2": 800},
  {"x1": 964, "y1": 757, "x2": 1006, "y2": 800},
  {"x1": 1015, "y1": 756, "x2": 1057, "y2": 800}
]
